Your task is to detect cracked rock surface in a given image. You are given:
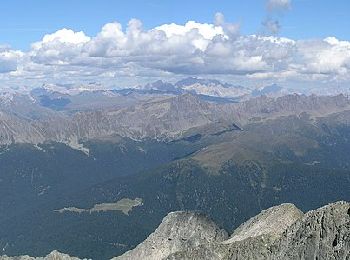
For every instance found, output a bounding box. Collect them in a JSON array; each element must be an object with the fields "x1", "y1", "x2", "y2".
[{"x1": 273, "y1": 201, "x2": 350, "y2": 260}]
